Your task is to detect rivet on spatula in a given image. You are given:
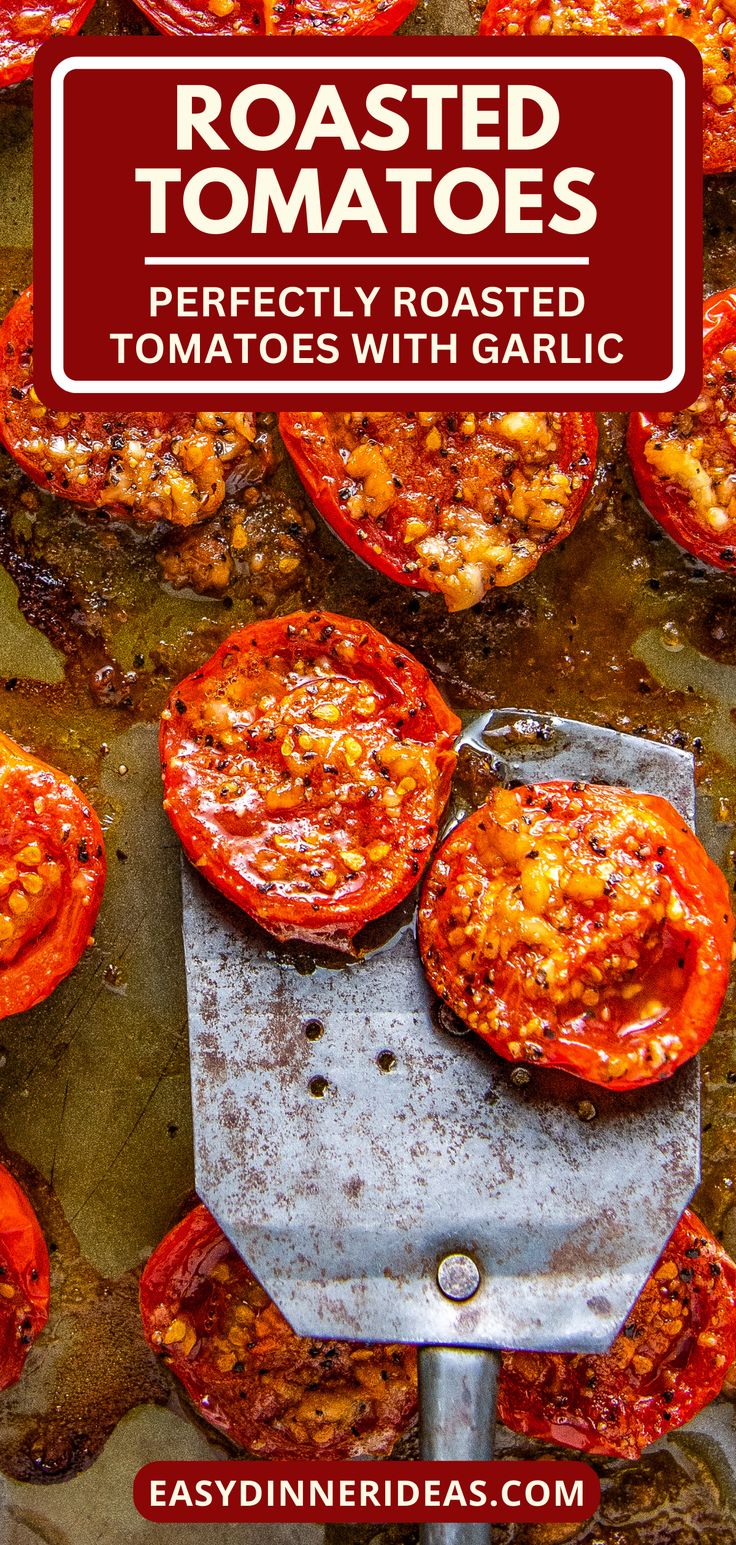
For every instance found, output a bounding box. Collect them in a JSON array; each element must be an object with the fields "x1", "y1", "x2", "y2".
[{"x1": 437, "y1": 1254, "x2": 480, "y2": 1301}]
